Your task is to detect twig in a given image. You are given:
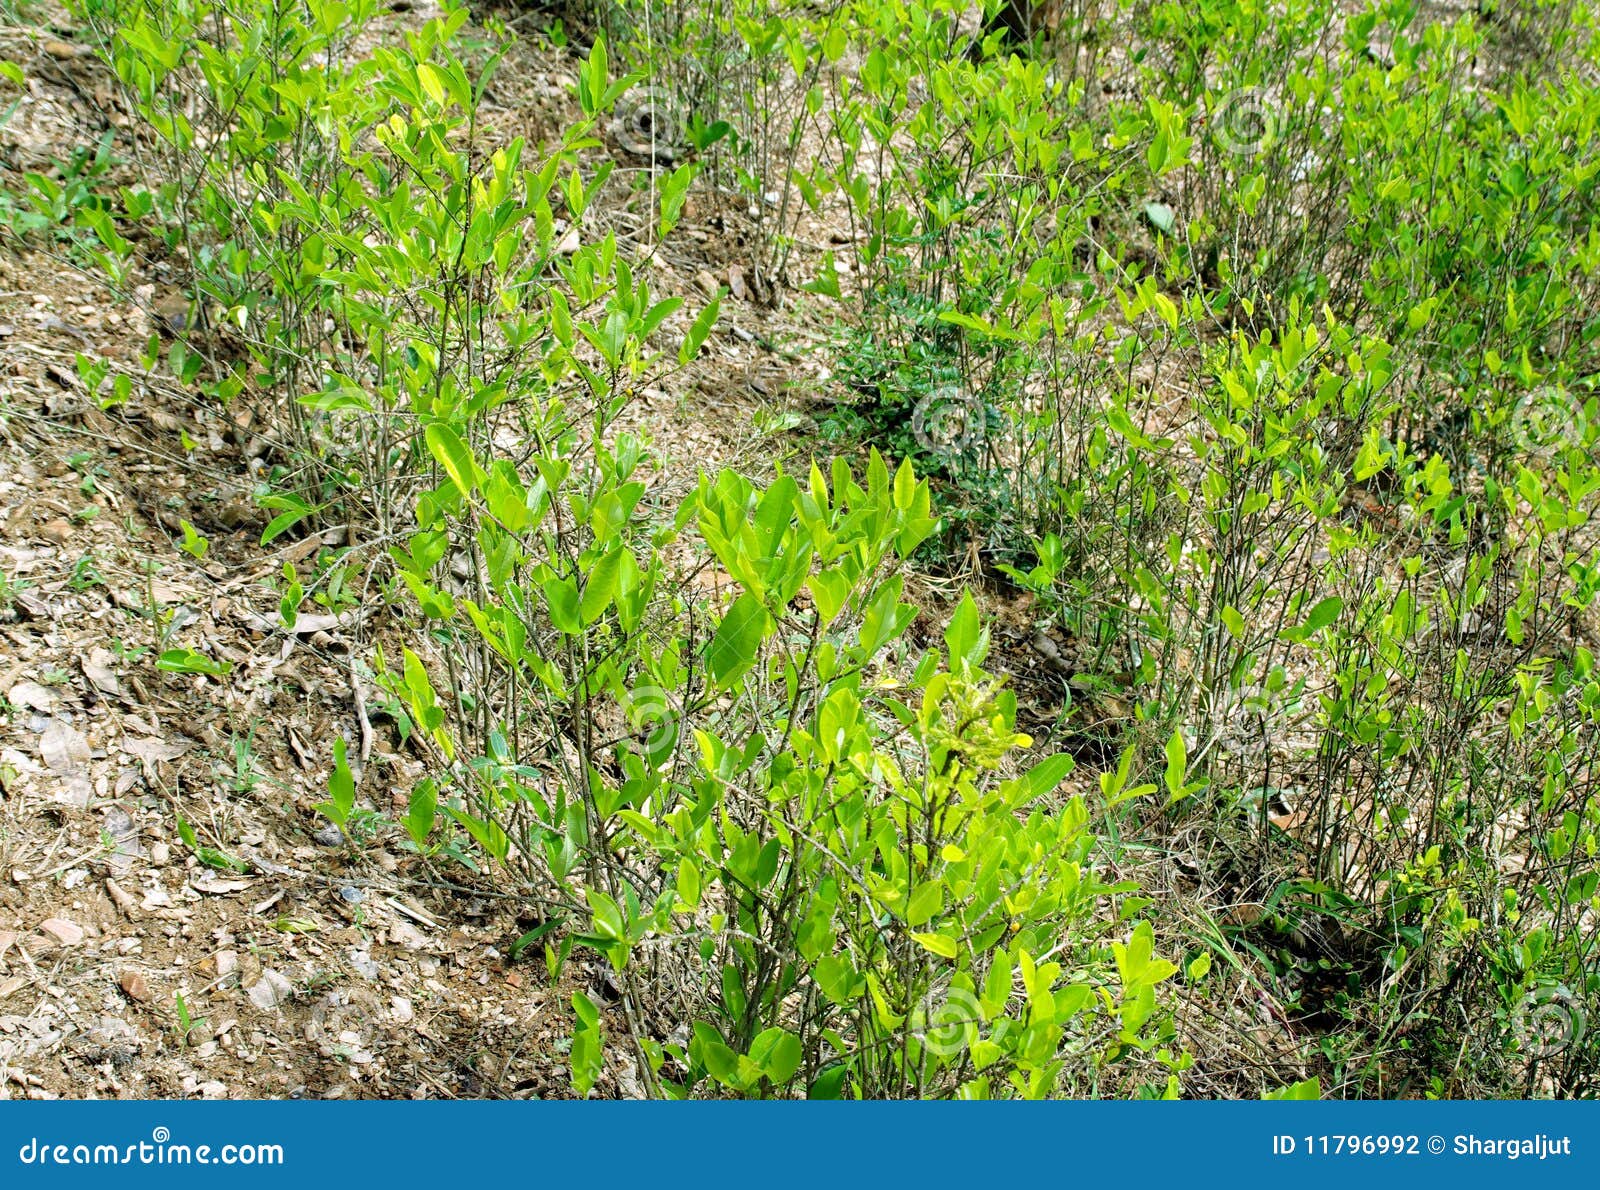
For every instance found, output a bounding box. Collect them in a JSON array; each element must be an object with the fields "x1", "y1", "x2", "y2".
[{"x1": 350, "y1": 655, "x2": 374, "y2": 767}]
